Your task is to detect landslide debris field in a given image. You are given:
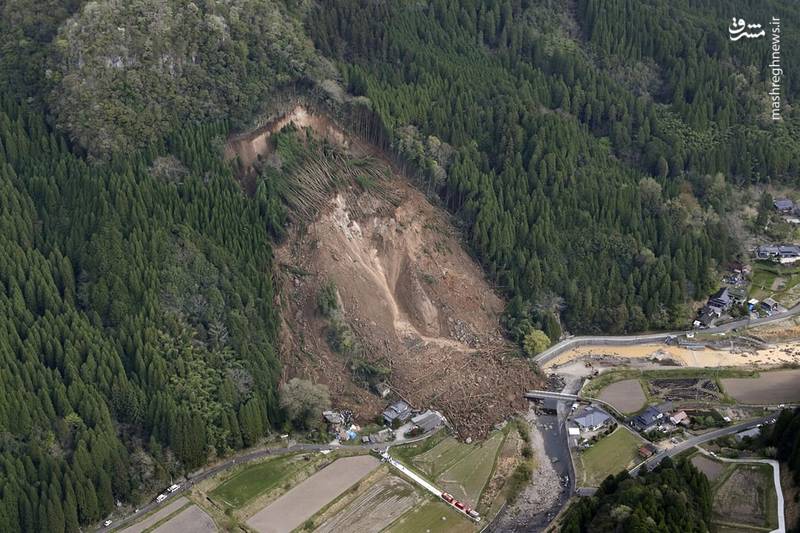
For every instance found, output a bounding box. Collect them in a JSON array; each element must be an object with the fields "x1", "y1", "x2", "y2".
[{"x1": 227, "y1": 106, "x2": 539, "y2": 437}]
